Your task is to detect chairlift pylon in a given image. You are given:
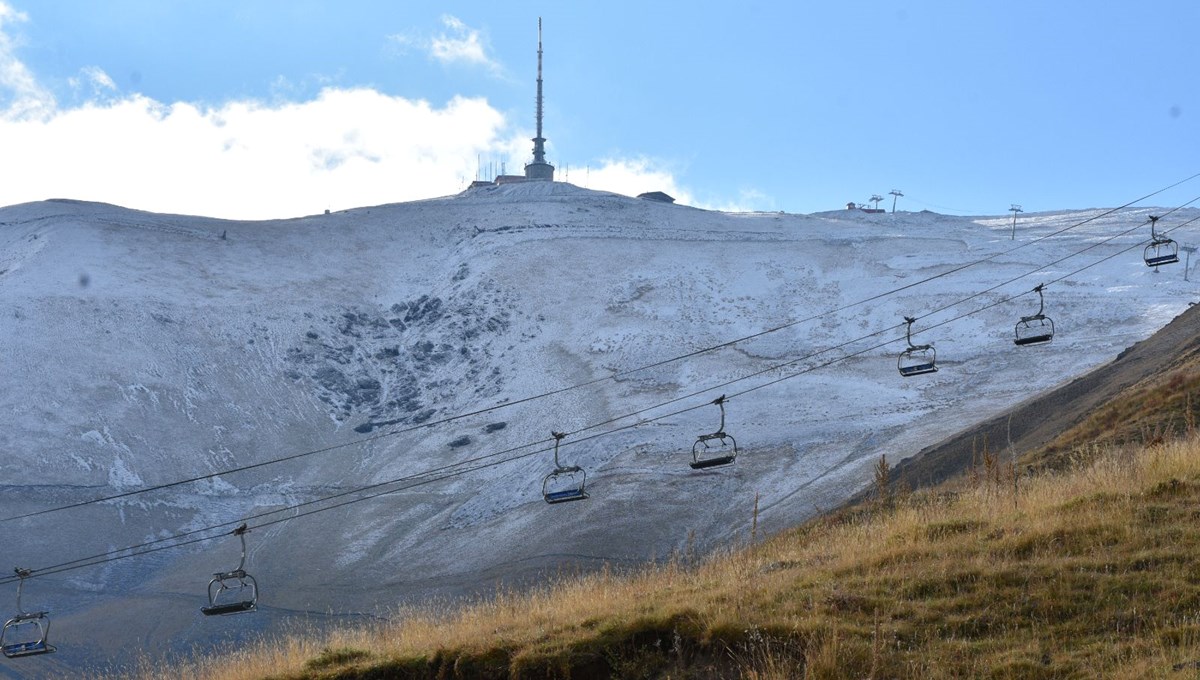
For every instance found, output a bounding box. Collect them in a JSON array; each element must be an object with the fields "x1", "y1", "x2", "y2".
[
  {"x1": 200, "y1": 523, "x2": 259, "y2": 616},
  {"x1": 690, "y1": 395, "x2": 738, "y2": 470},
  {"x1": 542, "y1": 431, "x2": 588, "y2": 504},
  {"x1": 1144, "y1": 215, "x2": 1180, "y2": 268},
  {"x1": 897, "y1": 316, "x2": 938, "y2": 377},
  {"x1": 1, "y1": 568, "x2": 56, "y2": 659},
  {"x1": 1014, "y1": 283, "x2": 1055, "y2": 346}
]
